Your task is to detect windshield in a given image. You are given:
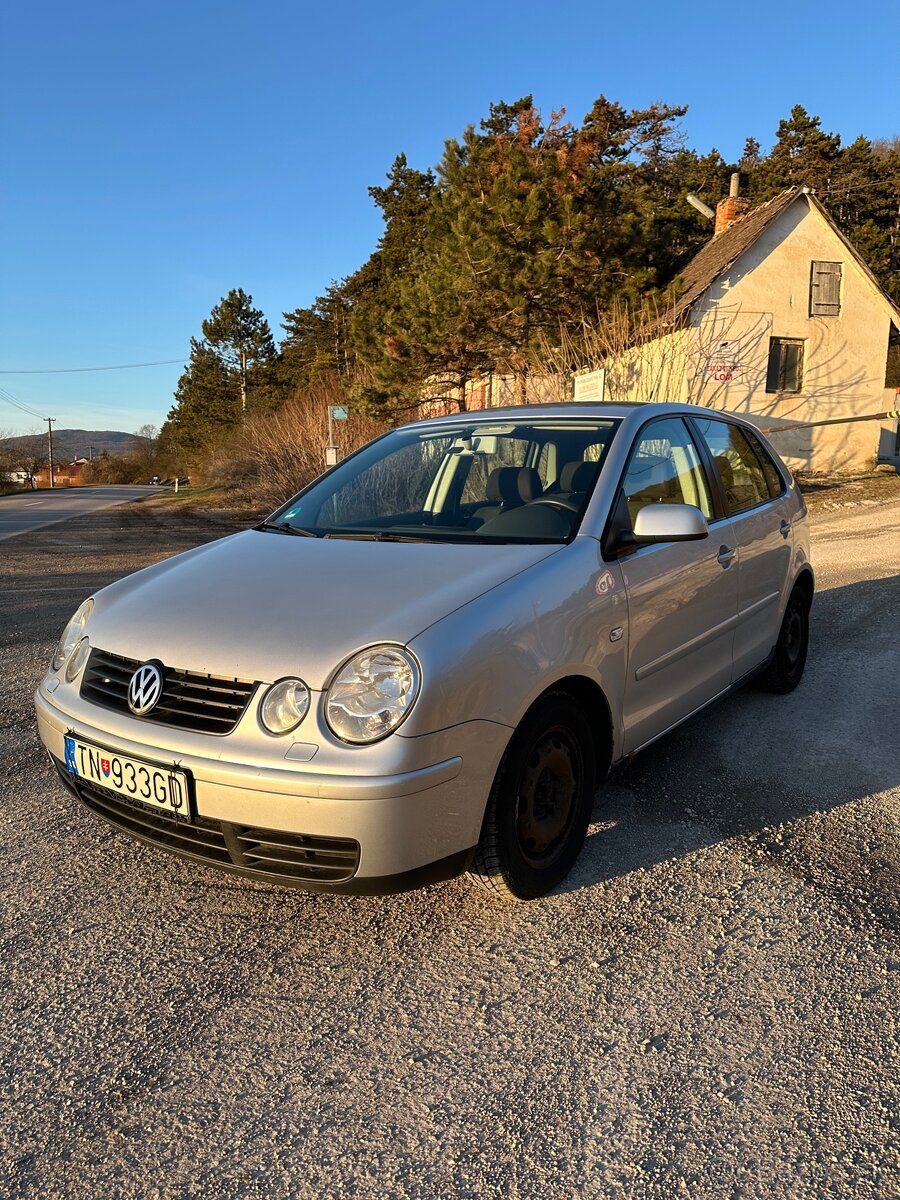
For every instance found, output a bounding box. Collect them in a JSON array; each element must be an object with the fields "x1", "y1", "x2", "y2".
[{"x1": 264, "y1": 417, "x2": 619, "y2": 544}]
